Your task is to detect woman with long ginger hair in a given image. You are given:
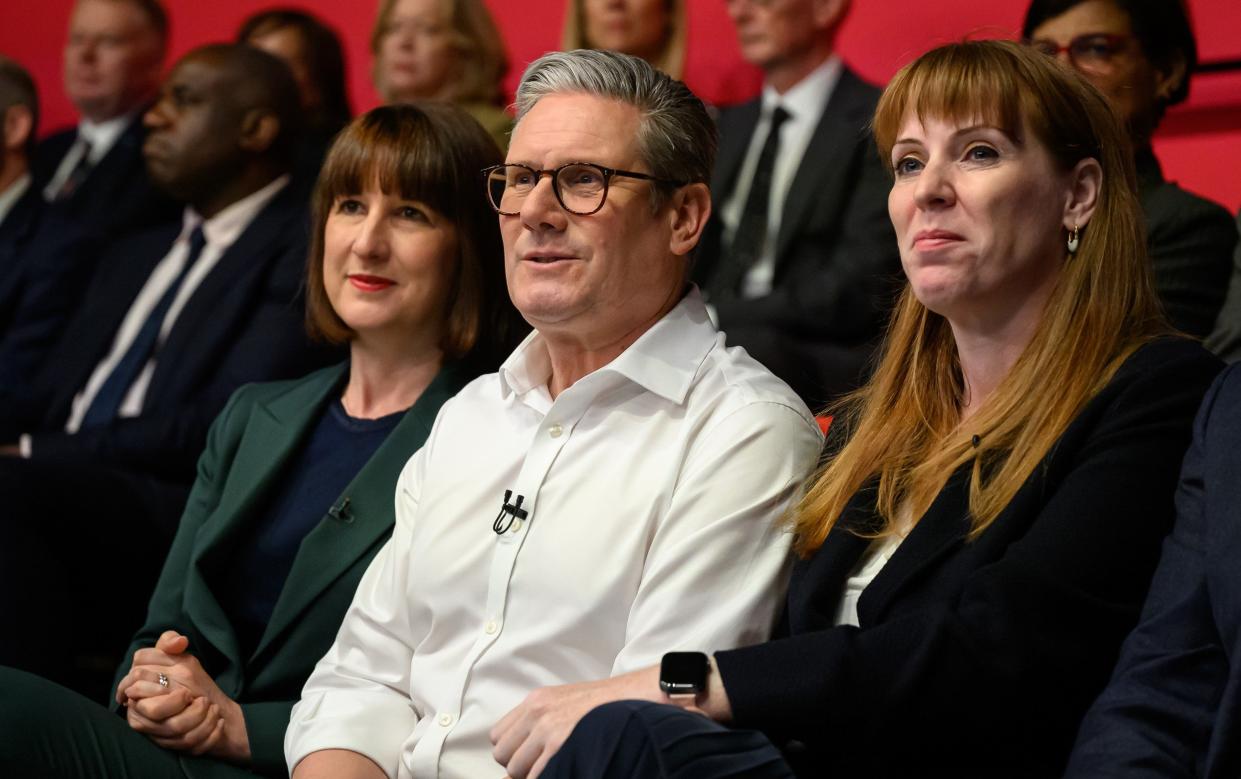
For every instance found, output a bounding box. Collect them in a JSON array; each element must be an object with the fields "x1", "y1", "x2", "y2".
[{"x1": 482, "y1": 40, "x2": 1222, "y2": 779}]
